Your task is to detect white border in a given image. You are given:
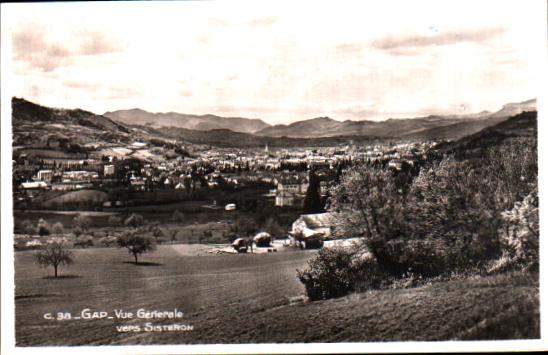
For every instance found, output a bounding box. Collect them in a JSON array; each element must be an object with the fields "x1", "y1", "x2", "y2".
[{"x1": 2, "y1": 1, "x2": 548, "y2": 354}]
